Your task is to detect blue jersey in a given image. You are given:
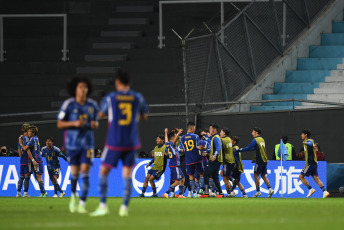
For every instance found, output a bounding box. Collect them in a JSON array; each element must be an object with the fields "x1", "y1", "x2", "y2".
[
  {"x1": 57, "y1": 98, "x2": 99, "y2": 151},
  {"x1": 41, "y1": 145, "x2": 67, "y2": 171},
  {"x1": 26, "y1": 136, "x2": 42, "y2": 162},
  {"x1": 204, "y1": 136, "x2": 211, "y2": 153},
  {"x1": 165, "y1": 141, "x2": 180, "y2": 167},
  {"x1": 18, "y1": 136, "x2": 30, "y2": 165},
  {"x1": 179, "y1": 133, "x2": 201, "y2": 165},
  {"x1": 100, "y1": 90, "x2": 148, "y2": 151}
]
